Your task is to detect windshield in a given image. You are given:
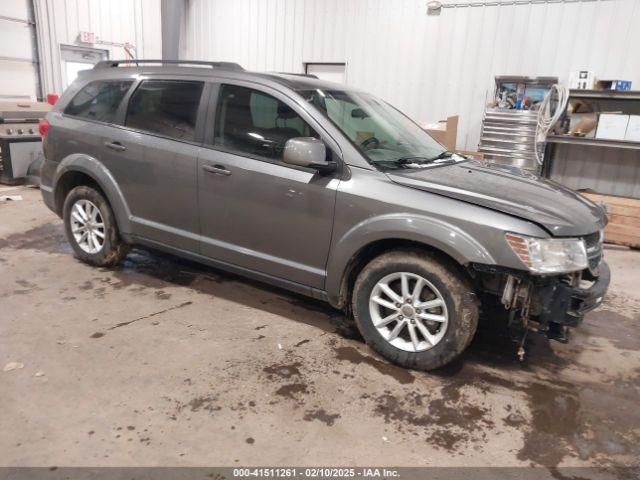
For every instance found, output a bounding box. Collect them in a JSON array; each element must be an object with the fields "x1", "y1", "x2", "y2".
[{"x1": 301, "y1": 89, "x2": 448, "y2": 165}]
